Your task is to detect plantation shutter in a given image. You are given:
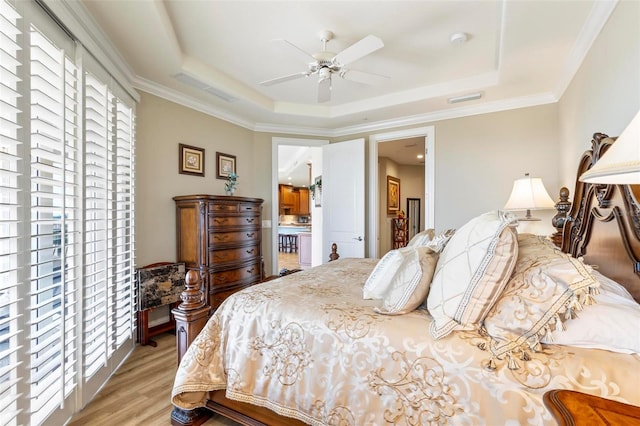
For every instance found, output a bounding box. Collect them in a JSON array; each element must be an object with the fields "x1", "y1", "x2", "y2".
[
  {"x1": 0, "y1": 1, "x2": 23, "y2": 423},
  {"x1": 0, "y1": 0, "x2": 137, "y2": 423},
  {"x1": 28, "y1": 21, "x2": 81, "y2": 425},
  {"x1": 82, "y1": 56, "x2": 136, "y2": 401}
]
